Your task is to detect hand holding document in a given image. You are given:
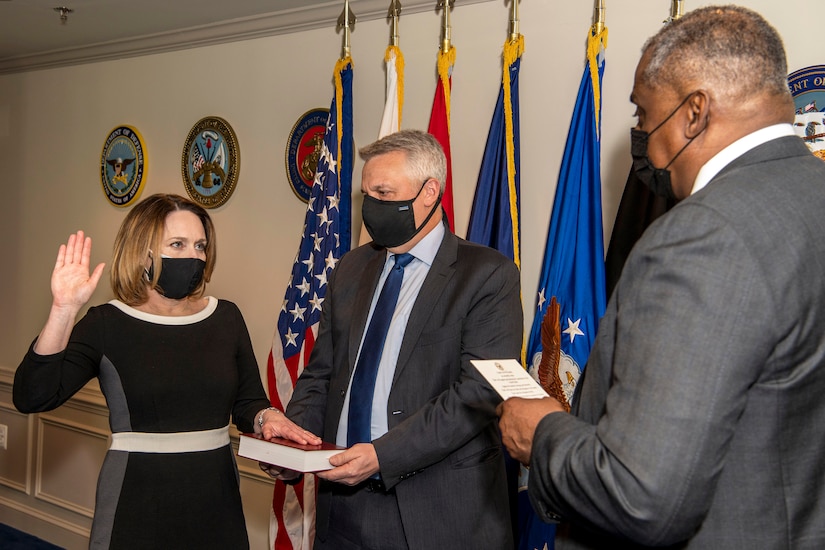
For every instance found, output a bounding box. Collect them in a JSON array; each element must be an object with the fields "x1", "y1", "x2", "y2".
[
  {"x1": 485, "y1": 359, "x2": 565, "y2": 465},
  {"x1": 471, "y1": 359, "x2": 549, "y2": 400}
]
